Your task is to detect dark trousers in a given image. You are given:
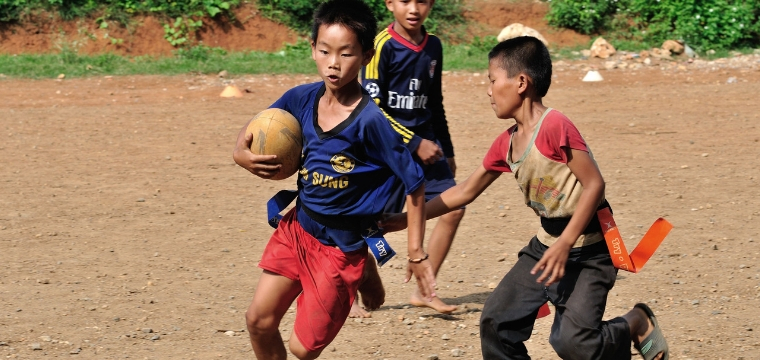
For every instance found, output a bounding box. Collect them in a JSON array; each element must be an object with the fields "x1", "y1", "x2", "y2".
[{"x1": 480, "y1": 237, "x2": 632, "y2": 360}]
